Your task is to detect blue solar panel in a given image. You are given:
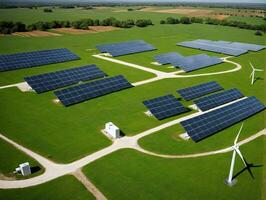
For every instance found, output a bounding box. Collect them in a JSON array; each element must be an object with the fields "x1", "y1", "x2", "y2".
[
  {"x1": 25, "y1": 65, "x2": 106, "y2": 94},
  {"x1": 177, "y1": 81, "x2": 223, "y2": 101},
  {"x1": 54, "y1": 75, "x2": 133, "y2": 106},
  {"x1": 154, "y1": 52, "x2": 184, "y2": 65},
  {"x1": 177, "y1": 41, "x2": 247, "y2": 56},
  {"x1": 0, "y1": 48, "x2": 80, "y2": 72},
  {"x1": 96, "y1": 40, "x2": 156, "y2": 57},
  {"x1": 180, "y1": 96, "x2": 265, "y2": 142},
  {"x1": 171, "y1": 54, "x2": 223, "y2": 72},
  {"x1": 143, "y1": 94, "x2": 187, "y2": 120},
  {"x1": 177, "y1": 40, "x2": 265, "y2": 56},
  {"x1": 194, "y1": 89, "x2": 244, "y2": 111}
]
